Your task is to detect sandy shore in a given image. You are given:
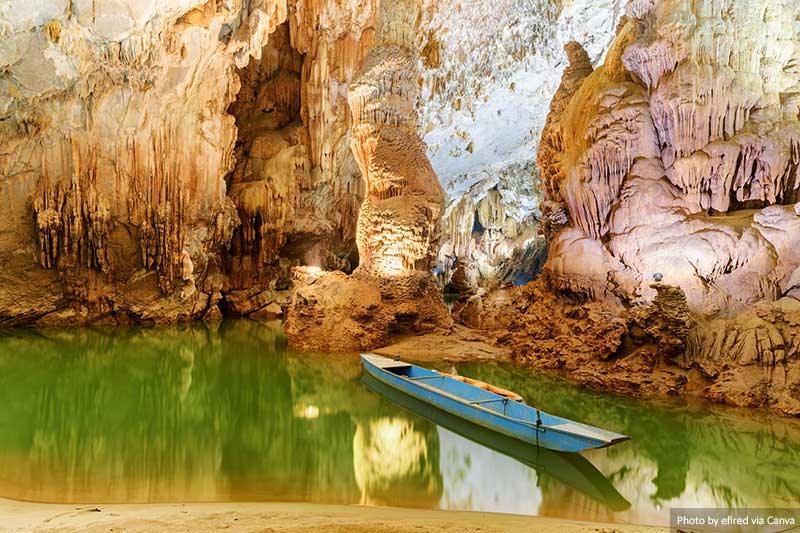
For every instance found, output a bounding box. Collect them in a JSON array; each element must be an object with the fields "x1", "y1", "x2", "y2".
[
  {"x1": 373, "y1": 325, "x2": 508, "y2": 364},
  {"x1": 0, "y1": 499, "x2": 666, "y2": 532}
]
